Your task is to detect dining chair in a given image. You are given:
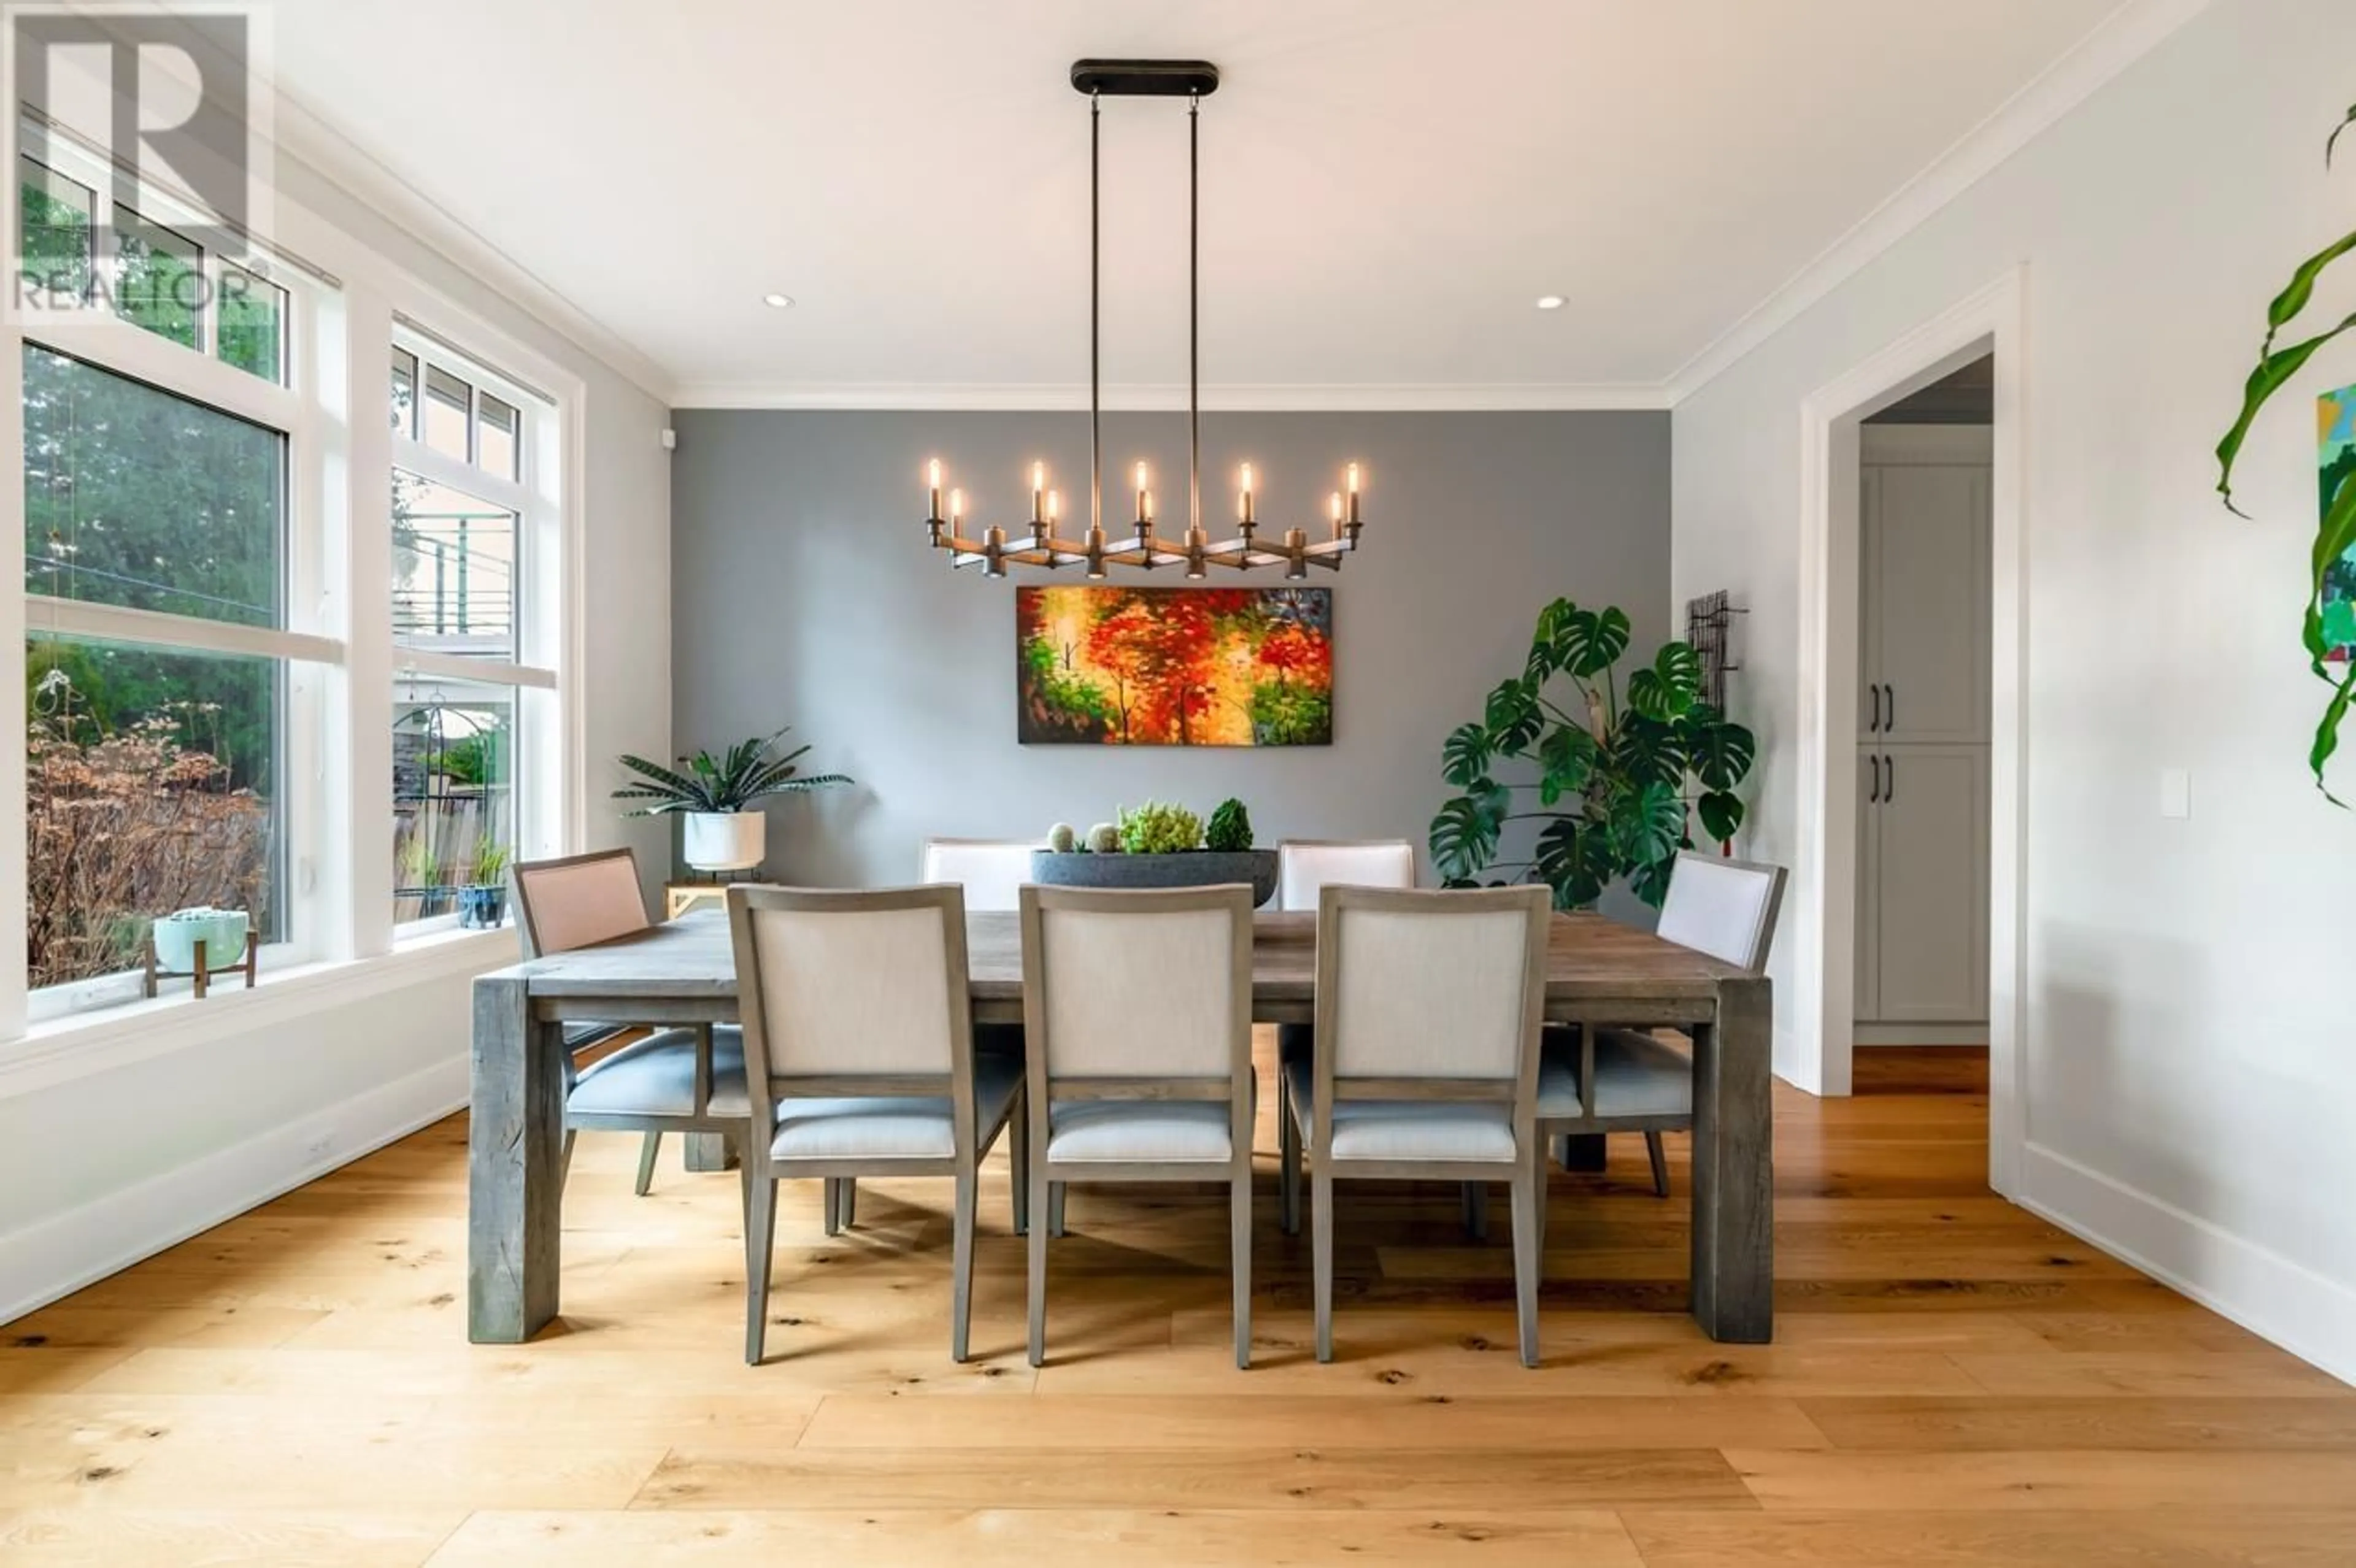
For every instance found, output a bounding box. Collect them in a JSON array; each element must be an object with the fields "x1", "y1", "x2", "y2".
[
  {"x1": 1284, "y1": 883, "x2": 1551, "y2": 1366},
  {"x1": 1019, "y1": 883, "x2": 1257, "y2": 1369},
  {"x1": 905, "y1": 836, "x2": 1039, "y2": 1237},
  {"x1": 1536, "y1": 851, "x2": 1787, "y2": 1197},
  {"x1": 510, "y1": 848, "x2": 749, "y2": 1197},
  {"x1": 1271, "y1": 839, "x2": 1417, "y2": 1237},
  {"x1": 728, "y1": 883, "x2": 1025, "y2": 1364}
]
